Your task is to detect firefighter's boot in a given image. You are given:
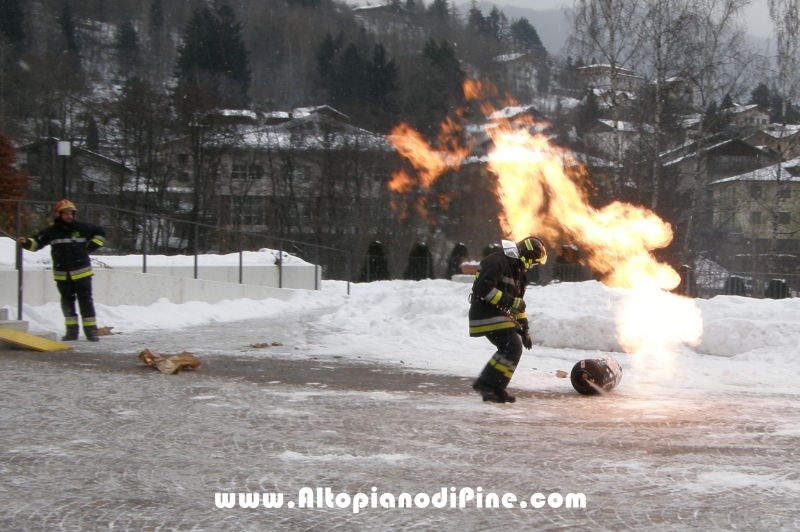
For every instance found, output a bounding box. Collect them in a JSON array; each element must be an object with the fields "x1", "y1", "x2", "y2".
[
  {"x1": 84, "y1": 325, "x2": 100, "y2": 342},
  {"x1": 61, "y1": 325, "x2": 79, "y2": 342}
]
